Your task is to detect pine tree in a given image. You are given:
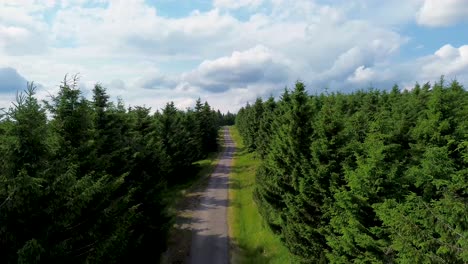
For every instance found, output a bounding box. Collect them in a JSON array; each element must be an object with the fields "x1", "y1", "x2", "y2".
[
  {"x1": 0, "y1": 83, "x2": 49, "y2": 263},
  {"x1": 257, "y1": 96, "x2": 277, "y2": 159},
  {"x1": 157, "y1": 102, "x2": 194, "y2": 184},
  {"x1": 238, "y1": 79, "x2": 467, "y2": 263}
]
